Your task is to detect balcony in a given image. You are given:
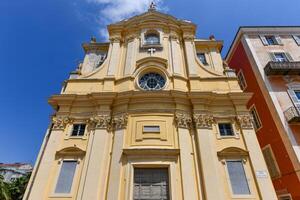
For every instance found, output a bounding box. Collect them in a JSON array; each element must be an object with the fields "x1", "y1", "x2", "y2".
[
  {"x1": 264, "y1": 61, "x2": 300, "y2": 75},
  {"x1": 284, "y1": 106, "x2": 300, "y2": 123}
]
